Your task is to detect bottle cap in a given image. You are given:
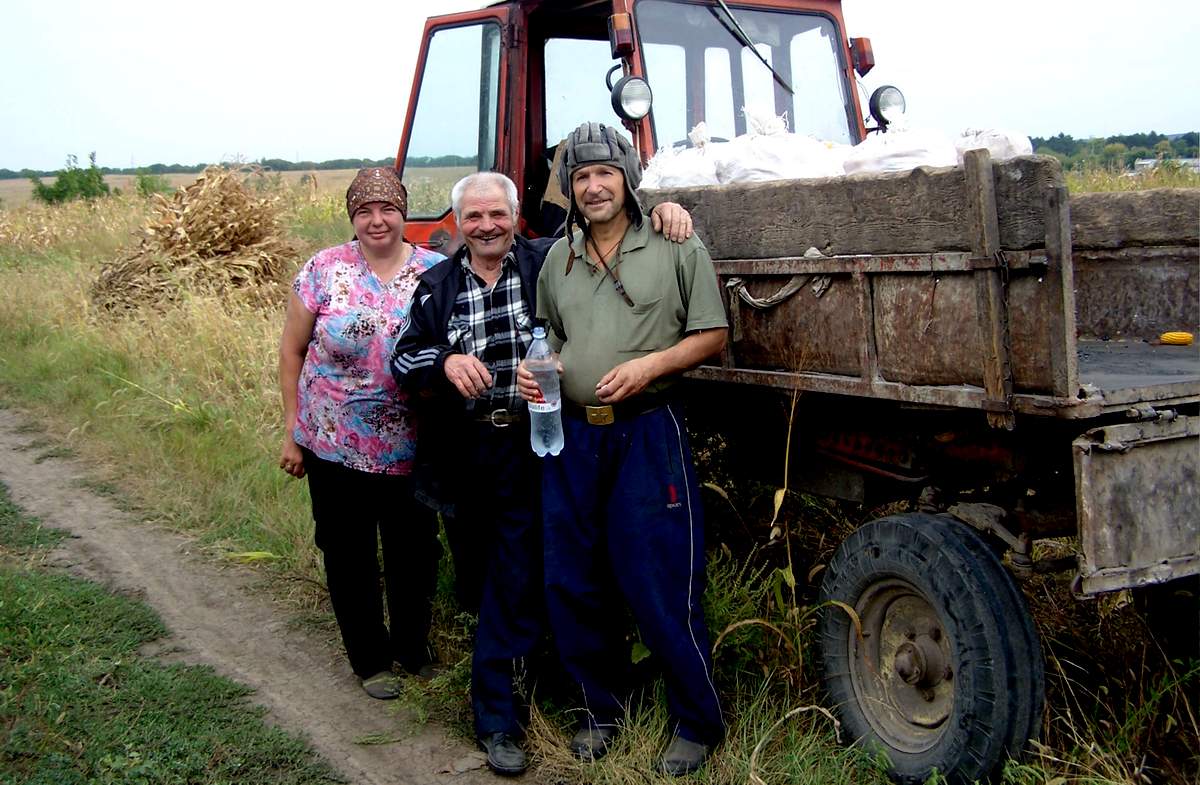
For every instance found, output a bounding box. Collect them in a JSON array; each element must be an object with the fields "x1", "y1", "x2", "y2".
[{"x1": 532, "y1": 325, "x2": 546, "y2": 339}]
